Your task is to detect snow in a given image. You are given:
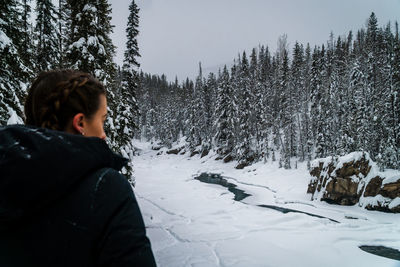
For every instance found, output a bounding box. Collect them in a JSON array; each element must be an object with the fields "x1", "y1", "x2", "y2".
[
  {"x1": 122, "y1": 126, "x2": 128, "y2": 135},
  {"x1": 82, "y1": 4, "x2": 97, "y2": 13},
  {"x1": 336, "y1": 152, "x2": 371, "y2": 170},
  {"x1": 359, "y1": 195, "x2": 391, "y2": 208},
  {"x1": 120, "y1": 148, "x2": 129, "y2": 159},
  {"x1": 0, "y1": 30, "x2": 11, "y2": 49},
  {"x1": 310, "y1": 152, "x2": 371, "y2": 173},
  {"x1": 7, "y1": 108, "x2": 23, "y2": 125},
  {"x1": 87, "y1": 36, "x2": 97, "y2": 46},
  {"x1": 98, "y1": 44, "x2": 105, "y2": 55},
  {"x1": 71, "y1": 37, "x2": 86, "y2": 49},
  {"x1": 381, "y1": 170, "x2": 400, "y2": 185},
  {"x1": 133, "y1": 140, "x2": 400, "y2": 267},
  {"x1": 94, "y1": 69, "x2": 103, "y2": 79},
  {"x1": 389, "y1": 198, "x2": 400, "y2": 209}
]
